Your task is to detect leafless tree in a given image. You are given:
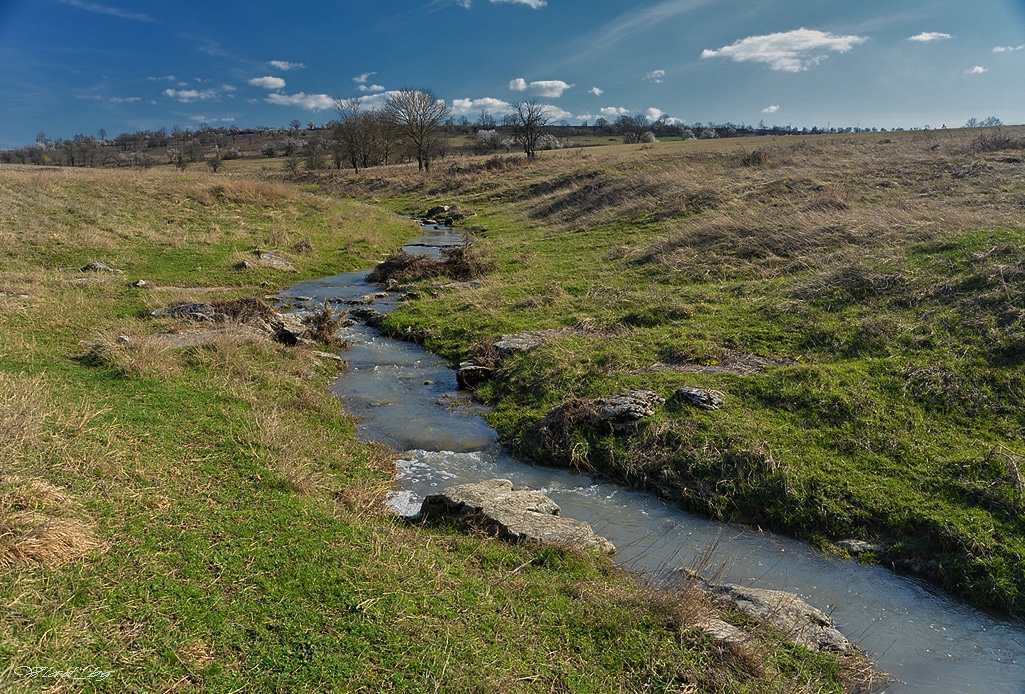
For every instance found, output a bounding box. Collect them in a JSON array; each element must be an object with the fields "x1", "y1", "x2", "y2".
[
  {"x1": 335, "y1": 97, "x2": 371, "y2": 172},
  {"x1": 514, "y1": 99, "x2": 550, "y2": 159},
  {"x1": 384, "y1": 87, "x2": 450, "y2": 172}
]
